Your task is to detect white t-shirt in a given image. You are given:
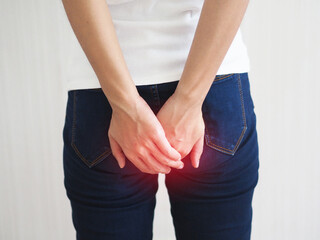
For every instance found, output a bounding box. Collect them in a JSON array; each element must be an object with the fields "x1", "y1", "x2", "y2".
[{"x1": 63, "y1": 0, "x2": 250, "y2": 91}]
